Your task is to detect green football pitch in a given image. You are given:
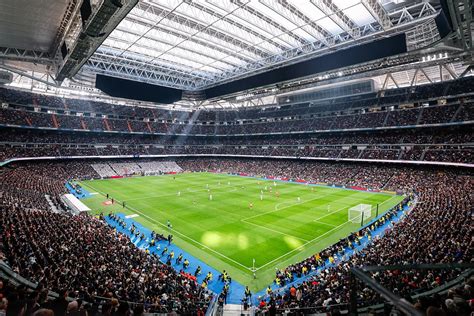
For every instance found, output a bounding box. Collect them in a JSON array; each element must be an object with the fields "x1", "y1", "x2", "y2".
[{"x1": 79, "y1": 172, "x2": 403, "y2": 290}]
